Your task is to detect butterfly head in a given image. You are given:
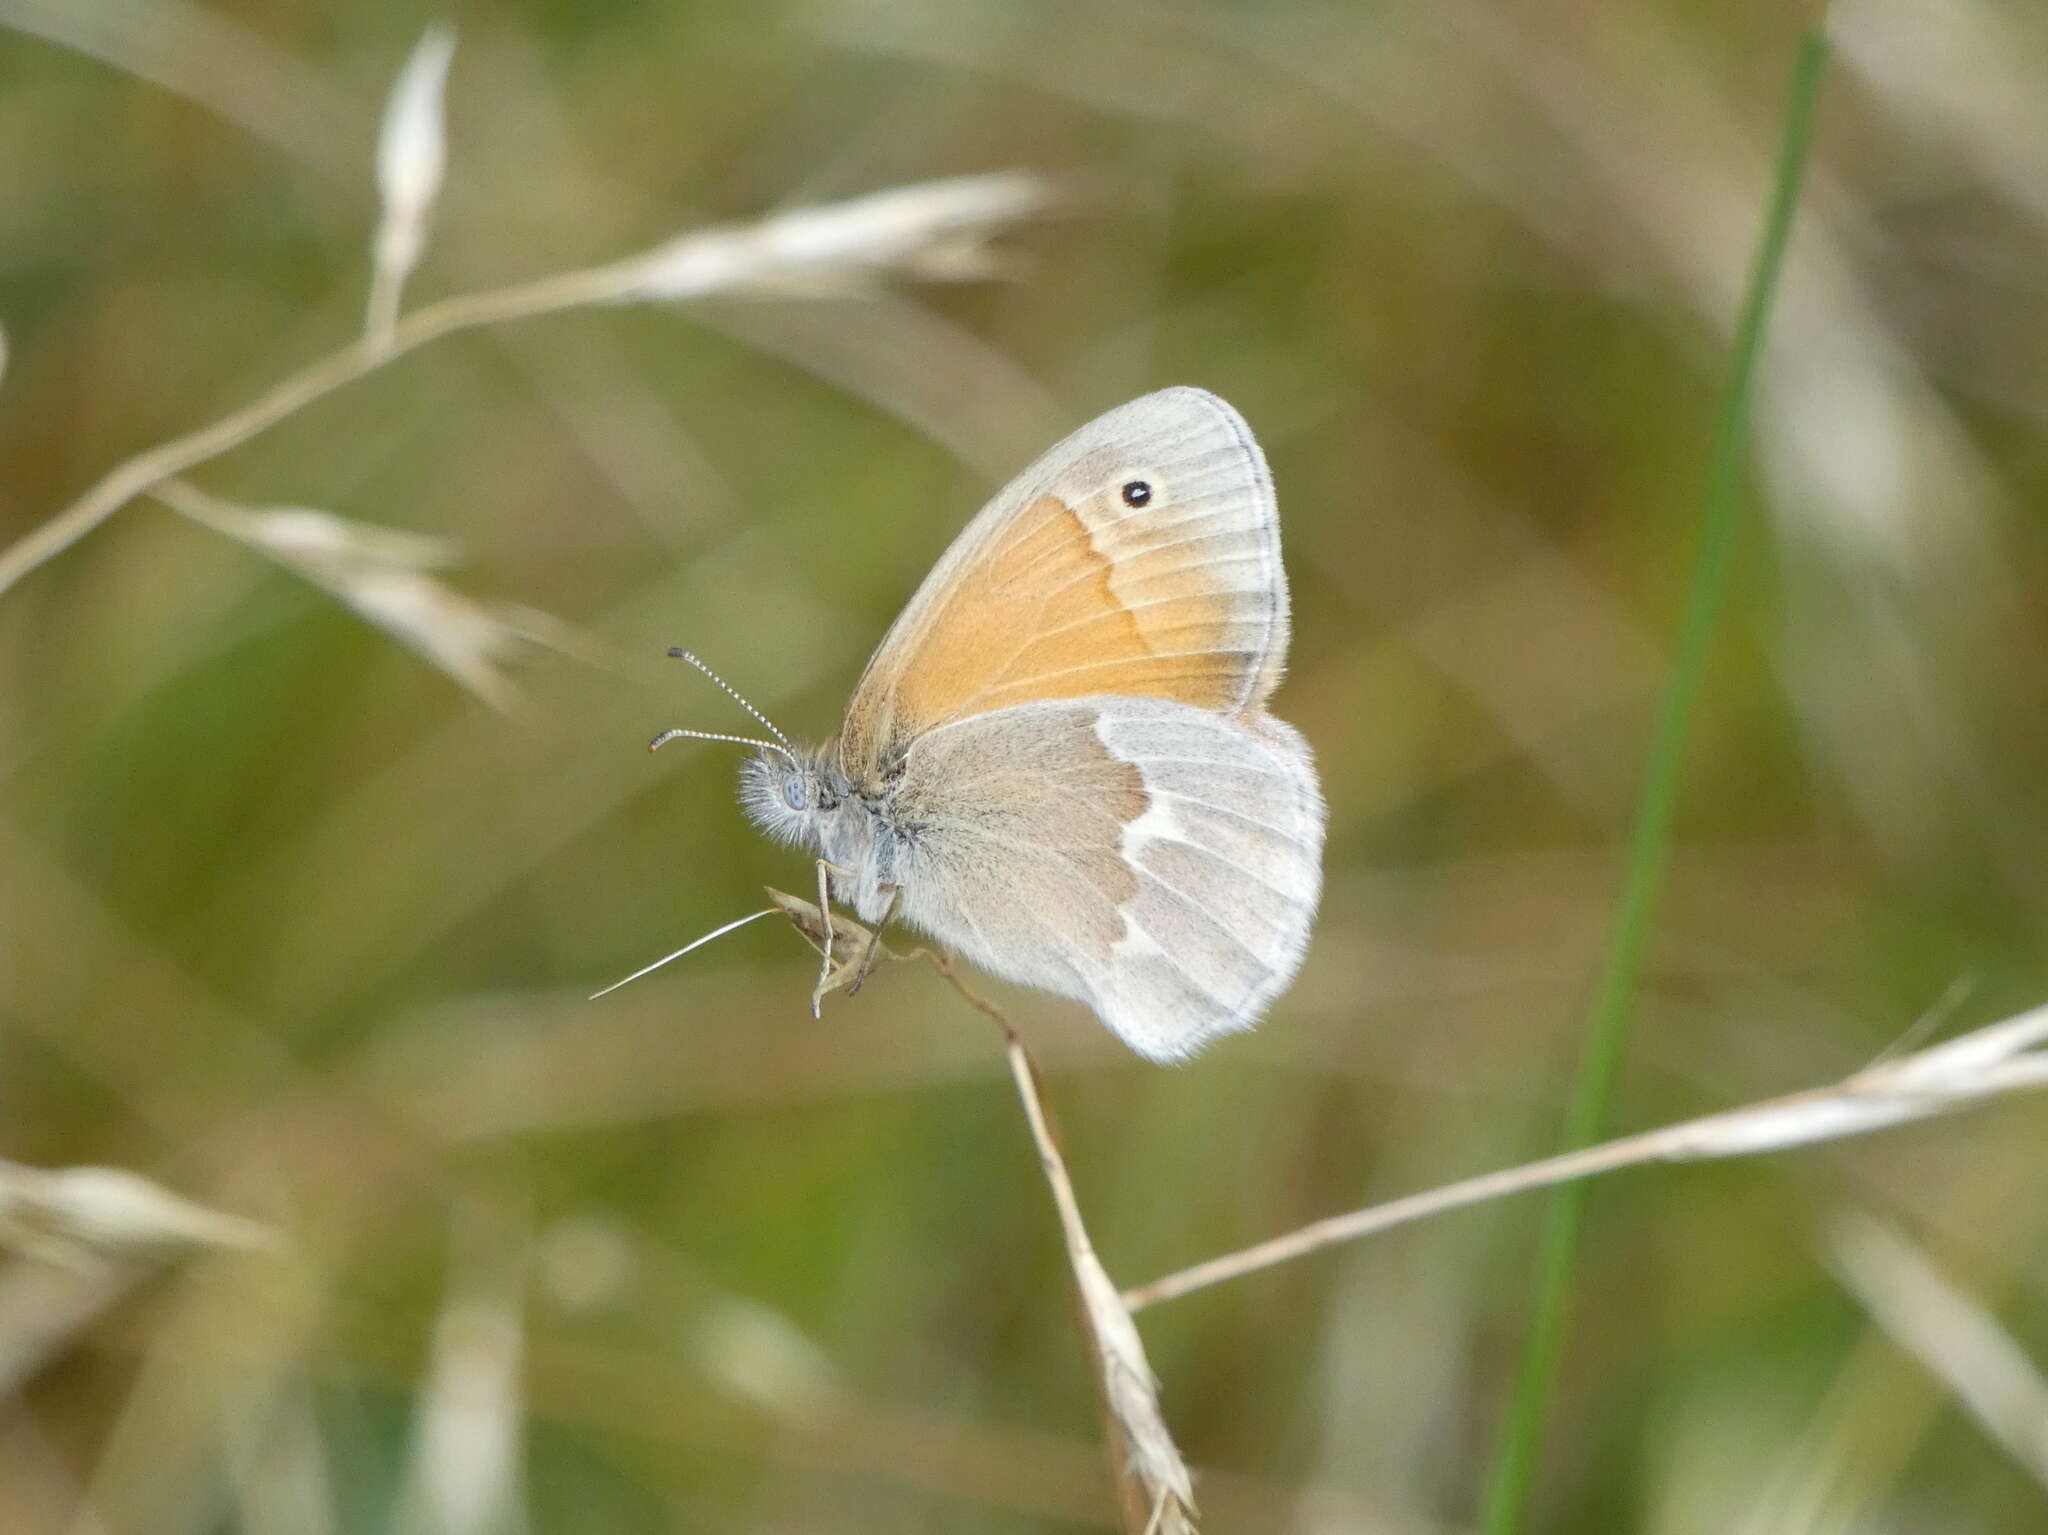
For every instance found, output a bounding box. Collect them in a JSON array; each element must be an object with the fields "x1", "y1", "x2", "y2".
[{"x1": 738, "y1": 741, "x2": 849, "y2": 852}]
